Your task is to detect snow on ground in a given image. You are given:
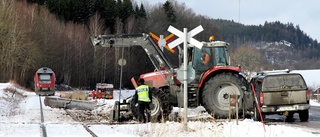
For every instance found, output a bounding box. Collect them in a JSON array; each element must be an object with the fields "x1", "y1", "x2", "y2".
[
  {"x1": 1, "y1": 83, "x2": 320, "y2": 137},
  {"x1": 311, "y1": 99, "x2": 320, "y2": 107}
]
